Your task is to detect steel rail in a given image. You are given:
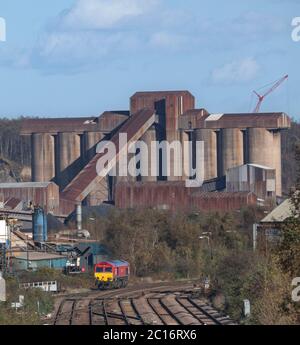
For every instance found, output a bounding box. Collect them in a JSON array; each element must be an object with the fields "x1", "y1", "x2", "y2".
[
  {"x1": 118, "y1": 300, "x2": 130, "y2": 325},
  {"x1": 146, "y1": 298, "x2": 167, "y2": 325},
  {"x1": 158, "y1": 298, "x2": 183, "y2": 325},
  {"x1": 187, "y1": 297, "x2": 222, "y2": 325},
  {"x1": 88, "y1": 300, "x2": 93, "y2": 325},
  {"x1": 53, "y1": 299, "x2": 66, "y2": 325},
  {"x1": 175, "y1": 297, "x2": 206, "y2": 325},
  {"x1": 69, "y1": 300, "x2": 78, "y2": 325}
]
